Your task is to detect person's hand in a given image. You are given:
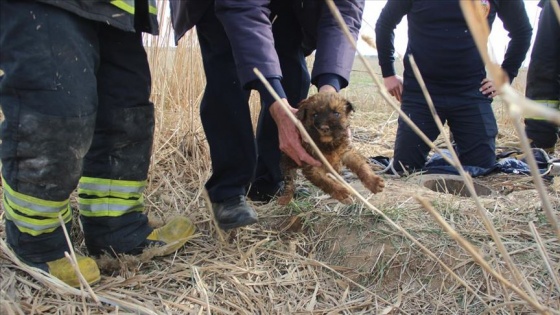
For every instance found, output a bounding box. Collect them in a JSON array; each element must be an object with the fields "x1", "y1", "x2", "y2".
[
  {"x1": 480, "y1": 78, "x2": 498, "y2": 98},
  {"x1": 383, "y1": 75, "x2": 403, "y2": 102},
  {"x1": 318, "y1": 85, "x2": 337, "y2": 93},
  {"x1": 269, "y1": 99, "x2": 321, "y2": 167}
]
